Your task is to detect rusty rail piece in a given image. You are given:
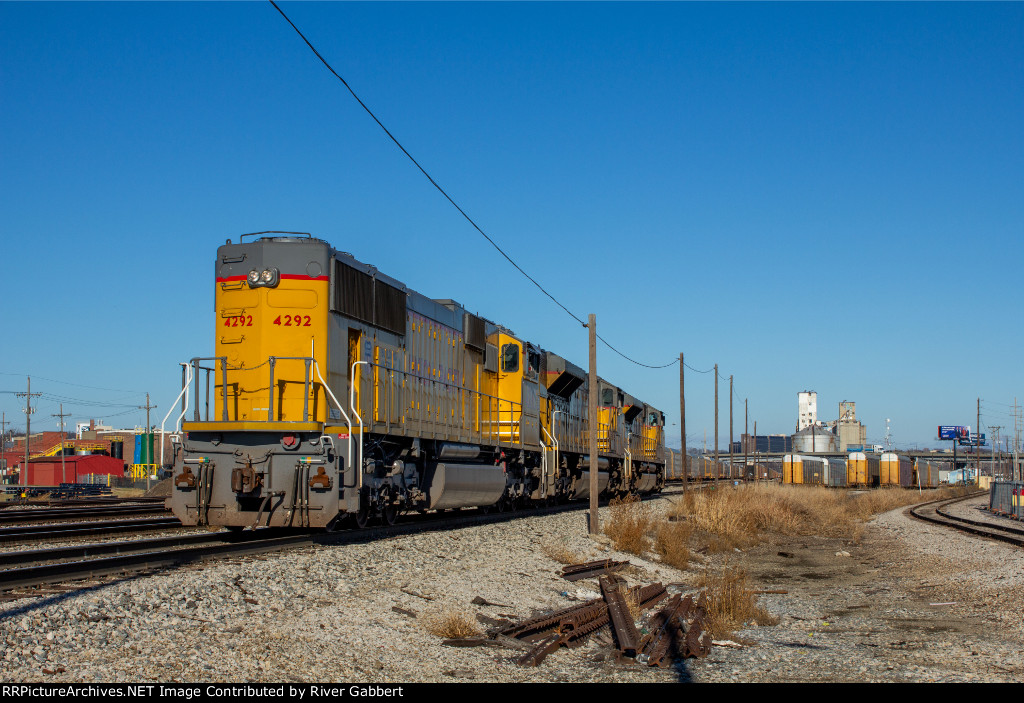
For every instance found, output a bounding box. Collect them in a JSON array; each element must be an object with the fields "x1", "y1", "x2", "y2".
[
  {"x1": 637, "y1": 593, "x2": 684, "y2": 667},
  {"x1": 505, "y1": 581, "x2": 689, "y2": 667},
  {"x1": 560, "y1": 558, "x2": 630, "y2": 582},
  {"x1": 499, "y1": 597, "x2": 604, "y2": 641},
  {"x1": 600, "y1": 575, "x2": 641, "y2": 656},
  {"x1": 683, "y1": 592, "x2": 712, "y2": 659},
  {"x1": 636, "y1": 592, "x2": 711, "y2": 667}
]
